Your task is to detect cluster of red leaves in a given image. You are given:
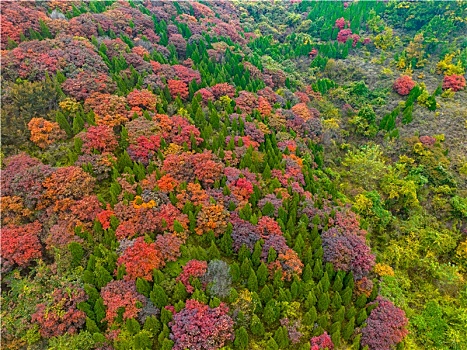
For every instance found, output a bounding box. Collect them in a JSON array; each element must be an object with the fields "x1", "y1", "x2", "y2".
[
  {"x1": 127, "y1": 89, "x2": 158, "y2": 115},
  {"x1": 229, "y1": 177, "x2": 254, "y2": 203},
  {"x1": 155, "y1": 232, "x2": 184, "y2": 263},
  {"x1": 337, "y1": 29, "x2": 353, "y2": 44},
  {"x1": 172, "y1": 64, "x2": 202, "y2": 84},
  {"x1": 196, "y1": 203, "x2": 229, "y2": 236},
  {"x1": 31, "y1": 285, "x2": 87, "y2": 338},
  {"x1": 101, "y1": 280, "x2": 145, "y2": 324},
  {"x1": 96, "y1": 205, "x2": 114, "y2": 230},
  {"x1": 162, "y1": 151, "x2": 224, "y2": 185},
  {"x1": 28, "y1": 118, "x2": 66, "y2": 149},
  {"x1": 1, "y1": 221, "x2": 42, "y2": 270},
  {"x1": 169, "y1": 116, "x2": 203, "y2": 147},
  {"x1": 393, "y1": 75, "x2": 416, "y2": 96},
  {"x1": 127, "y1": 135, "x2": 161, "y2": 165},
  {"x1": 168, "y1": 79, "x2": 189, "y2": 100},
  {"x1": 210, "y1": 83, "x2": 236, "y2": 99},
  {"x1": 79, "y1": 125, "x2": 118, "y2": 154},
  {"x1": 2, "y1": 41, "x2": 65, "y2": 81},
  {"x1": 195, "y1": 88, "x2": 215, "y2": 103},
  {"x1": 361, "y1": 297, "x2": 409, "y2": 350},
  {"x1": 310, "y1": 331, "x2": 334, "y2": 350},
  {"x1": 235, "y1": 91, "x2": 258, "y2": 115},
  {"x1": 291, "y1": 103, "x2": 315, "y2": 121},
  {"x1": 62, "y1": 71, "x2": 116, "y2": 100},
  {"x1": 0, "y1": 2, "x2": 47, "y2": 49},
  {"x1": 257, "y1": 216, "x2": 283, "y2": 239},
  {"x1": 177, "y1": 260, "x2": 208, "y2": 293},
  {"x1": 335, "y1": 17, "x2": 350, "y2": 30},
  {"x1": 322, "y1": 226, "x2": 375, "y2": 279},
  {"x1": 169, "y1": 299, "x2": 234, "y2": 350},
  {"x1": 117, "y1": 236, "x2": 163, "y2": 281},
  {"x1": 419, "y1": 135, "x2": 436, "y2": 147},
  {"x1": 115, "y1": 202, "x2": 188, "y2": 240},
  {"x1": 442, "y1": 74, "x2": 466, "y2": 92},
  {"x1": 85, "y1": 92, "x2": 129, "y2": 127}
]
